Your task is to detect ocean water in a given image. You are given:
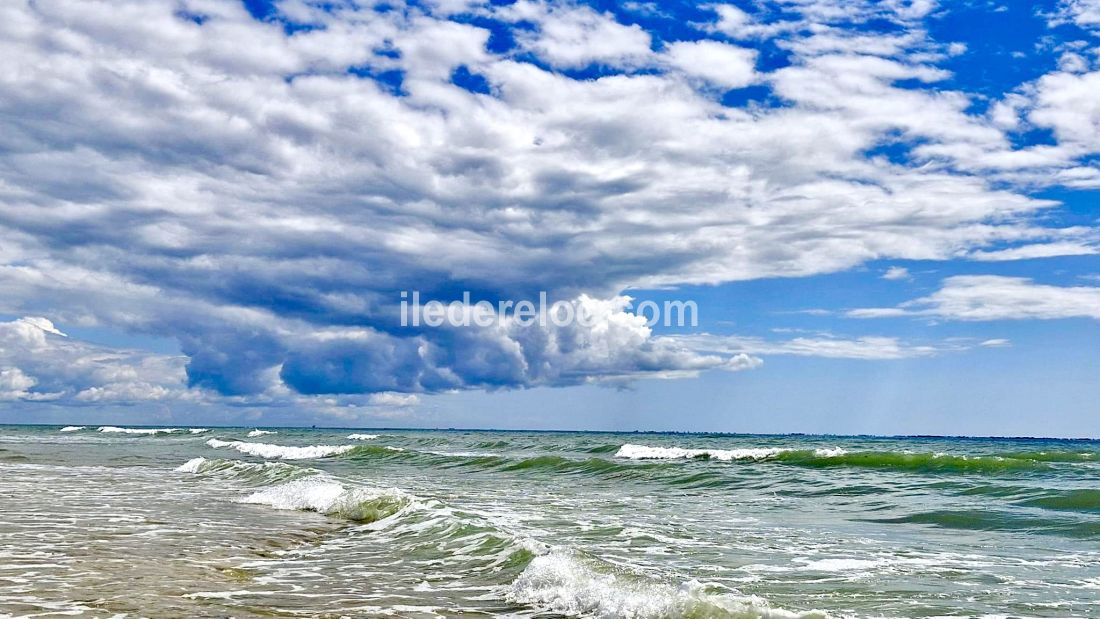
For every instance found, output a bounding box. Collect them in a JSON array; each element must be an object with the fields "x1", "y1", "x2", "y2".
[{"x1": 0, "y1": 426, "x2": 1097, "y2": 618}]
